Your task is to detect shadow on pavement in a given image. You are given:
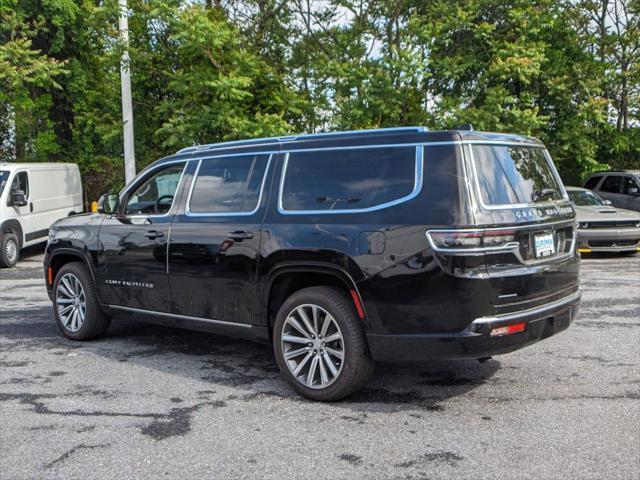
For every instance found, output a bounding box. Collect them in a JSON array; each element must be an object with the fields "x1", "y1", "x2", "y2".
[{"x1": 1, "y1": 305, "x2": 500, "y2": 413}]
